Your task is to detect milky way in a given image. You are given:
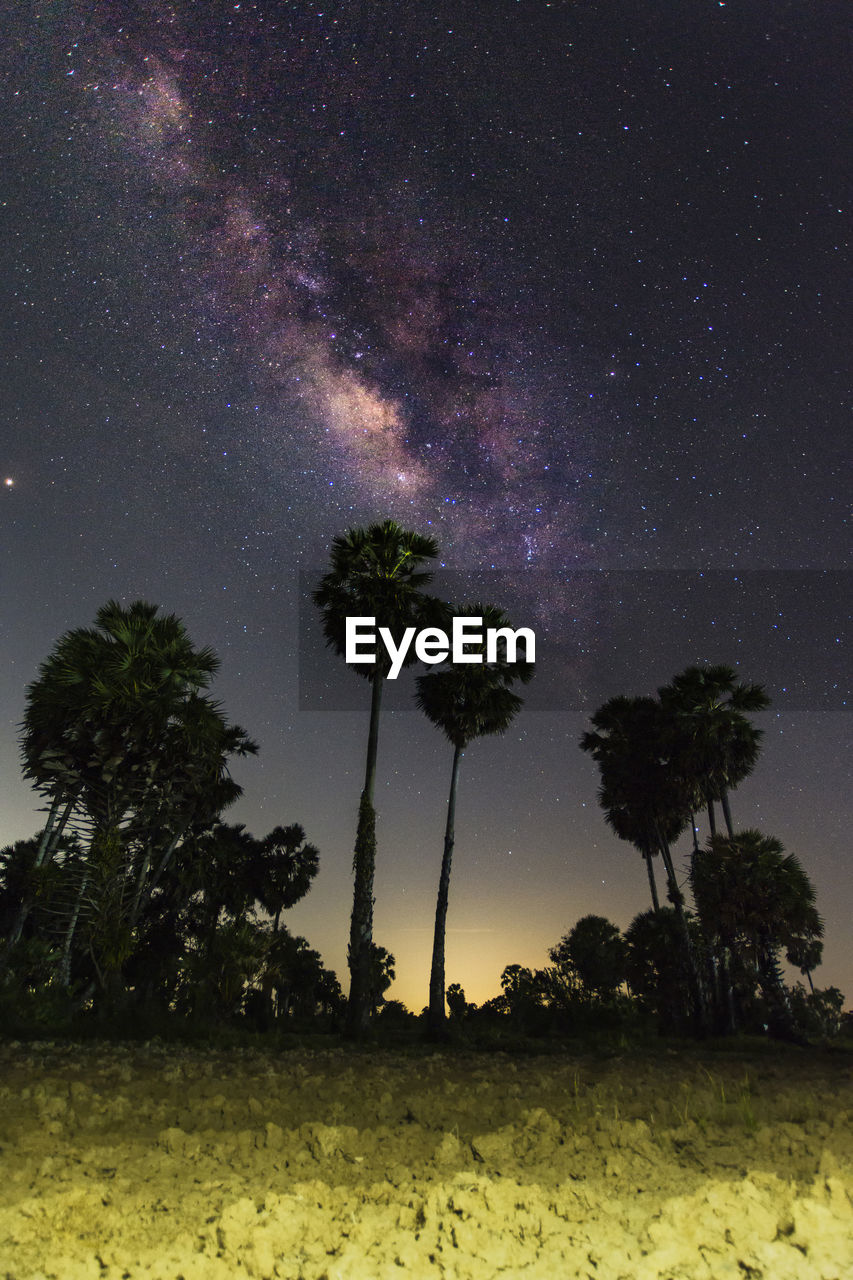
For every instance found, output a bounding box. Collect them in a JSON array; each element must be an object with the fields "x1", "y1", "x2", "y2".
[
  {"x1": 67, "y1": 10, "x2": 600, "y2": 586},
  {"x1": 54, "y1": 0, "x2": 847, "y2": 692}
]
